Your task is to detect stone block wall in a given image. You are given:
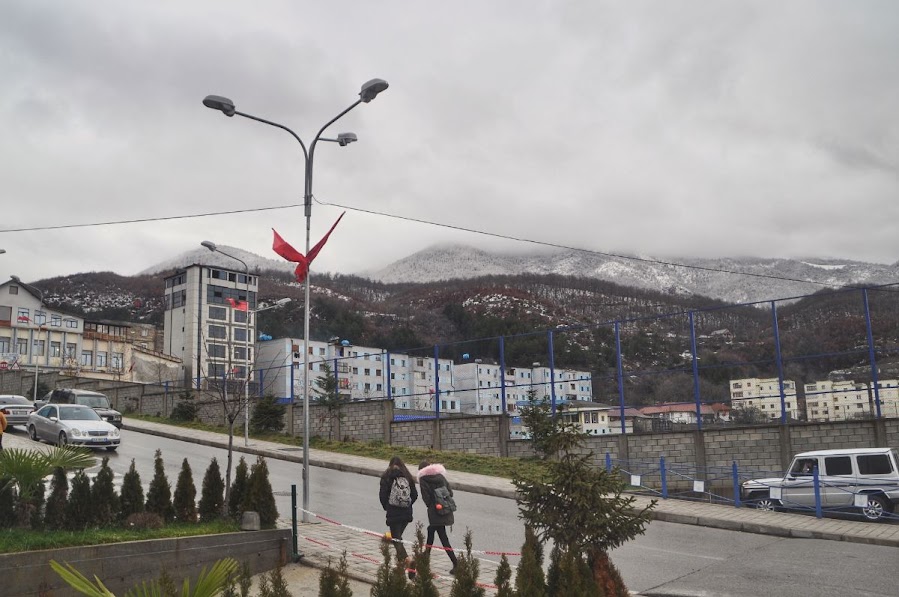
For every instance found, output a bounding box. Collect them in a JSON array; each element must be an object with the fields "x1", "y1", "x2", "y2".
[
  {"x1": 391, "y1": 420, "x2": 435, "y2": 449},
  {"x1": 703, "y1": 425, "x2": 783, "y2": 471},
  {"x1": 439, "y1": 415, "x2": 503, "y2": 454}
]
